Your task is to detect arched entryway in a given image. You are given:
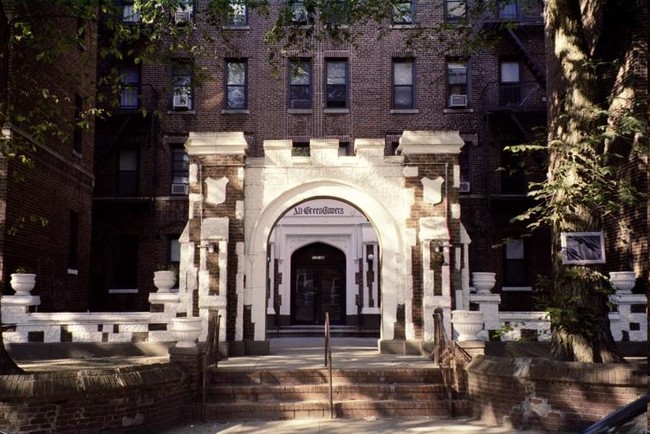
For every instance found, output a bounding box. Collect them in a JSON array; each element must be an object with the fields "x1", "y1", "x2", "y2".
[{"x1": 291, "y1": 243, "x2": 346, "y2": 325}]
